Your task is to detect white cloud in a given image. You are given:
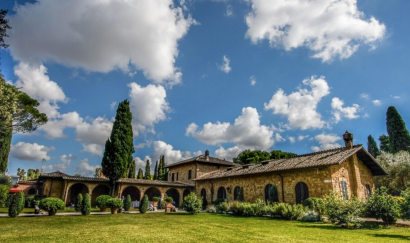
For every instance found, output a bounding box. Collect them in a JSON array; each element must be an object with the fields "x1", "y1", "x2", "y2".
[
  {"x1": 275, "y1": 133, "x2": 285, "y2": 142},
  {"x1": 60, "y1": 154, "x2": 77, "y2": 164},
  {"x1": 264, "y1": 76, "x2": 329, "y2": 130},
  {"x1": 9, "y1": 0, "x2": 195, "y2": 86},
  {"x1": 331, "y1": 97, "x2": 360, "y2": 123},
  {"x1": 373, "y1": 100, "x2": 382, "y2": 106},
  {"x1": 215, "y1": 146, "x2": 243, "y2": 161},
  {"x1": 298, "y1": 135, "x2": 309, "y2": 141},
  {"x1": 10, "y1": 142, "x2": 55, "y2": 161},
  {"x1": 110, "y1": 102, "x2": 117, "y2": 111},
  {"x1": 226, "y1": 5, "x2": 233, "y2": 17},
  {"x1": 250, "y1": 75, "x2": 256, "y2": 86},
  {"x1": 75, "y1": 158, "x2": 99, "y2": 177},
  {"x1": 311, "y1": 133, "x2": 342, "y2": 152},
  {"x1": 391, "y1": 95, "x2": 400, "y2": 99},
  {"x1": 81, "y1": 144, "x2": 104, "y2": 157},
  {"x1": 218, "y1": 55, "x2": 231, "y2": 73},
  {"x1": 193, "y1": 150, "x2": 203, "y2": 156},
  {"x1": 245, "y1": 0, "x2": 386, "y2": 62},
  {"x1": 39, "y1": 112, "x2": 83, "y2": 139},
  {"x1": 288, "y1": 136, "x2": 296, "y2": 143},
  {"x1": 360, "y1": 93, "x2": 369, "y2": 99},
  {"x1": 186, "y1": 107, "x2": 274, "y2": 150},
  {"x1": 128, "y1": 83, "x2": 170, "y2": 135},
  {"x1": 134, "y1": 156, "x2": 151, "y2": 170},
  {"x1": 76, "y1": 116, "x2": 113, "y2": 146},
  {"x1": 43, "y1": 154, "x2": 76, "y2": 172}
]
